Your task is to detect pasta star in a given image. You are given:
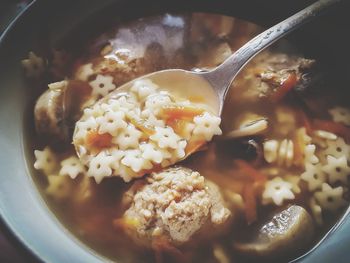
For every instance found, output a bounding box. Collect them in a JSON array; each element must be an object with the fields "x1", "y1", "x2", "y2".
[
  {"x1": 140, "y1": 142, "x2": 170, "y2": 164},
  {"x1": 87, "y1": 151, "x2": 115, "y2": 183},
  {"x1": 322, "y1": 155, "x2": 350, "y2": 184},
  {"x1": 34, "y1": 147, "x2": 58, "y2": 176},
  {"x1": 262, "y1": 177, "x2": 295, "y2": 206},
  {"x1": 323, "y1": 137, "x2": 350, "y2": 159},
  {"x1": 89, "y1": 74, "x2": 116, "y2": 97},
  {"x1": 97, "y1": 111, "x2": 127, "y2": 136},
  {"x1": 130, "y1": 79, "x2": 157, "y2": 99},
  {"x1": 121, "y1": 149, "x2": 152, "y2": 173},
  {"x1": 329, "y1": 106, "x2": 350, "y2": 126},
  {"x1": 314, "y1": 183, "x2": 347, "y2": 212},
  {"x1": 150, "y1": 126, "x2": 180, "y2": 149},
  {"x1": 193, "y1": 112, "x2": 222, "y2": 141},
  {"x1": 46, "y1": 175, "x2": 73, "y2": 201},
  {"x1": 21, "y1": 51, "x2": 45, "y2": 77},
  {"x1": 59, "y1": 156, "x2": 86, "y2": 179},
  {"x1": 300, "y1": 163, "x2": 326, "y2": 191},
  {"x1": 113, "y1": 124, "x2": 142, "y2": 150},
  {"x1": 74, "y1": 117, "x2": 98, "y2": 142}
]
